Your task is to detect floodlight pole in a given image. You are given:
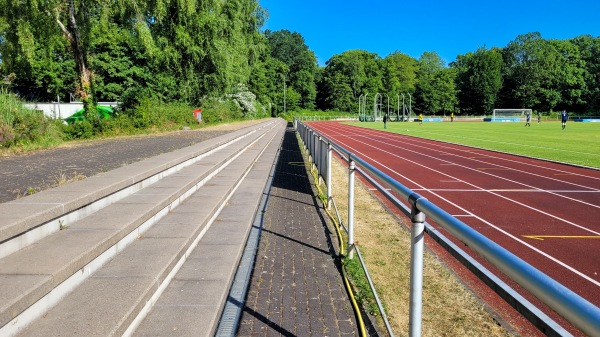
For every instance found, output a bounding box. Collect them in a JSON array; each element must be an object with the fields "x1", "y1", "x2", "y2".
[
  {"x1": 401, "y1": 94, "x2": 406, "y2": 121},
  {"x1": 384, "y1": 94, "x2": 390, "y2": 117},
  {"x1": 283, "y1": 75, "x2": 286, "y2": 113},
  {"x1": 397, "y1": 94, "x2": 400, "y2": 121},
  {"x1": 408, "y1": 93, "x2": 412, "y2": 121},
  {"x1": 363, "y1": 93, "x2": 369, "y2": 119},
  {"x1": 373, "y1": 93, "x2": 381, "y2": 120},
  {"x1": 358, "y1": 94, "x2": 363, "y2": 118}
]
